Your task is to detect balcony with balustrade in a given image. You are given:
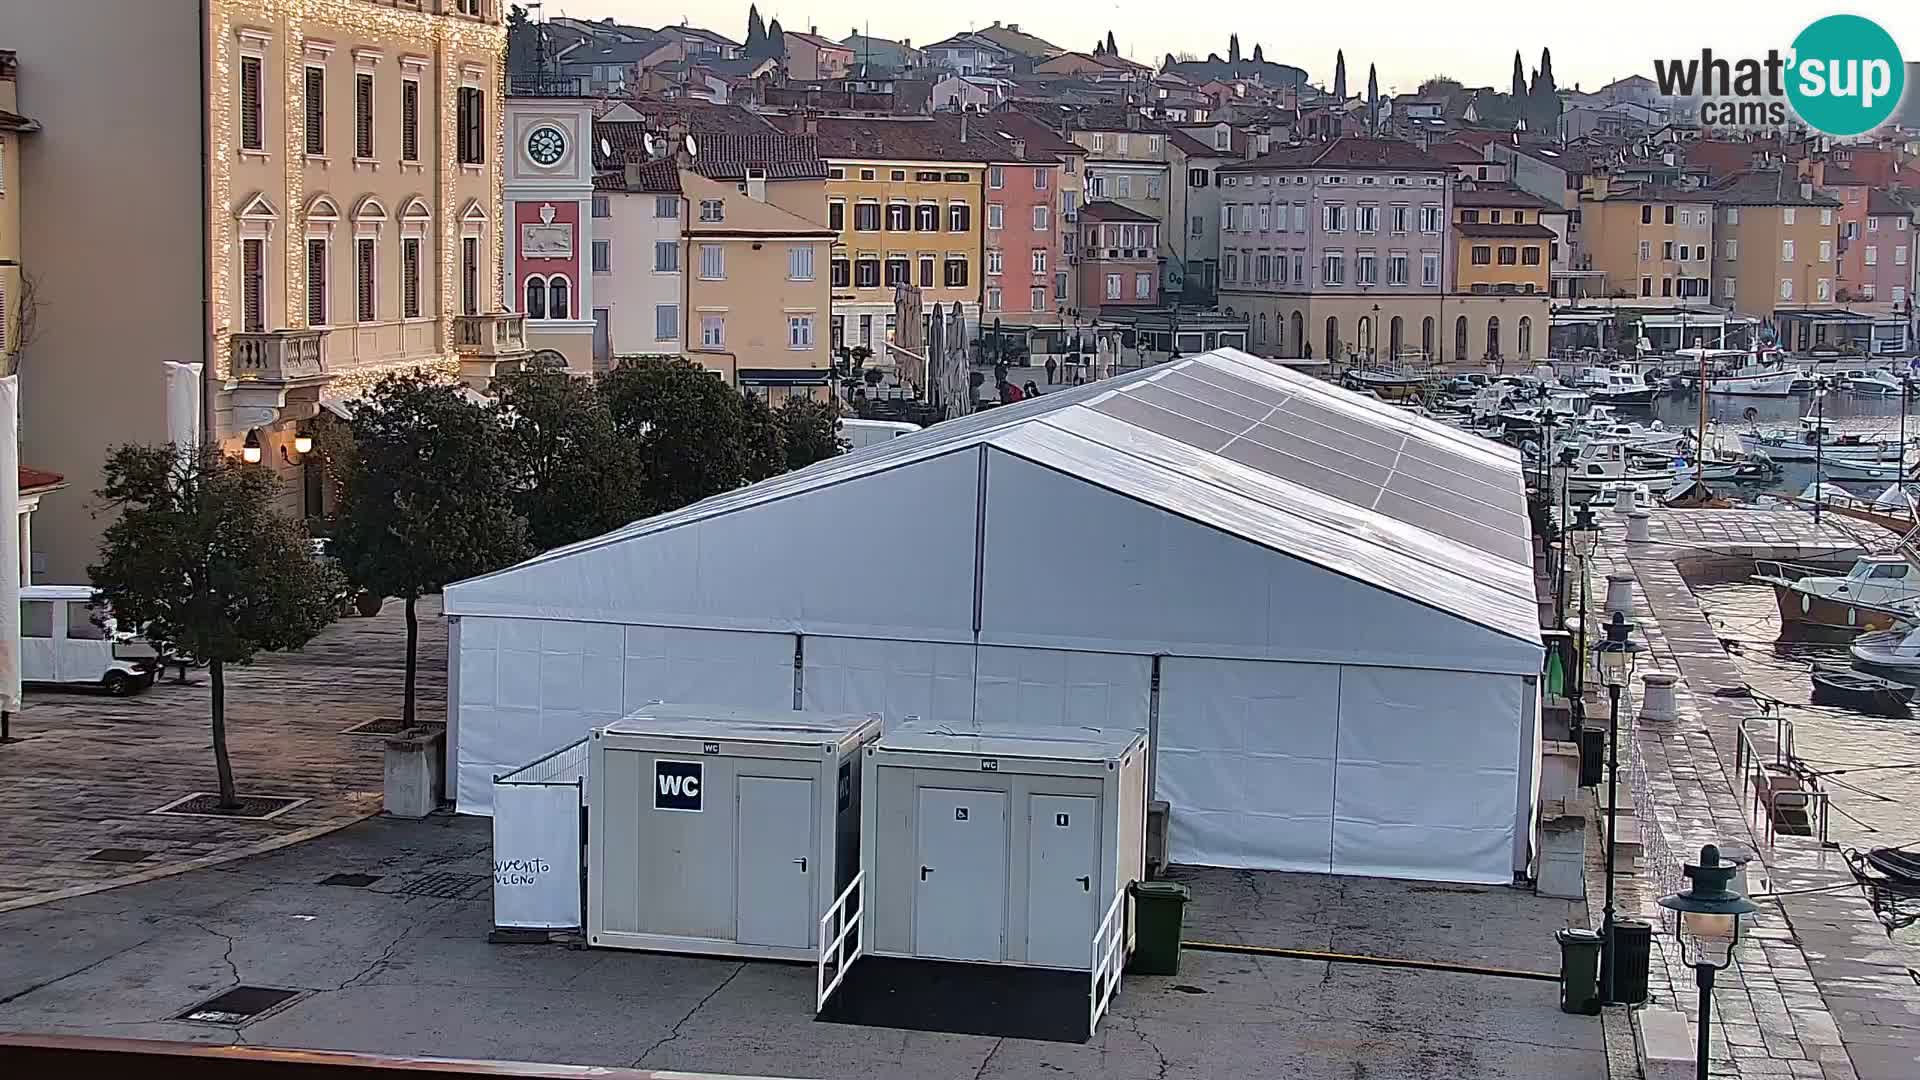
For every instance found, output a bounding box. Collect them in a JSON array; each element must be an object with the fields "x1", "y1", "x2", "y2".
[
  {"x1": 229, "y1": 328, "x2": 331, "y2": 429},
  {"x1": 452, "y1": 312, "x2": 531, "y2": 388}
]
